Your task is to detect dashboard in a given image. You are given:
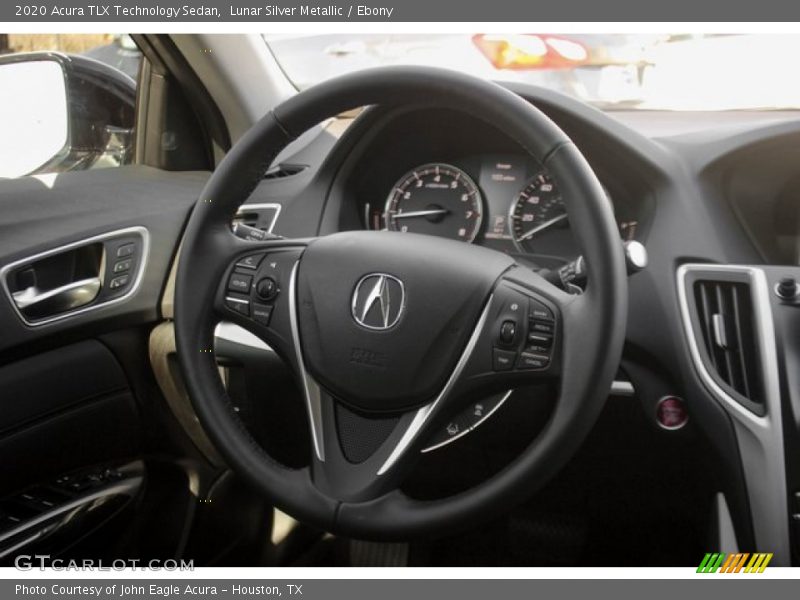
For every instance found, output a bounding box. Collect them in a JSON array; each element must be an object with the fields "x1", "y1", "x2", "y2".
[{"x1": 338, "y1": 108, "x2": 647, "y2": 269}]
